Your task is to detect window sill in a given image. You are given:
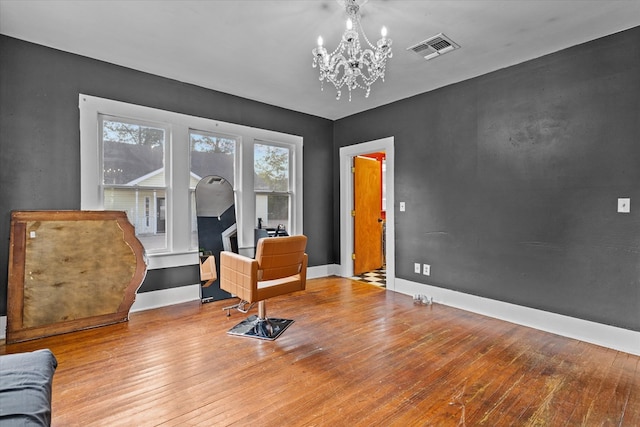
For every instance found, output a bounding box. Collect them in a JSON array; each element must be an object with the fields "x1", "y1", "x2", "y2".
[{"x1": 146, "y1": 251, "x2": 199, "y2": 270}]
